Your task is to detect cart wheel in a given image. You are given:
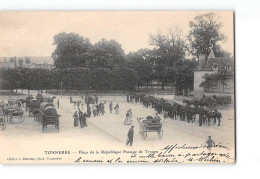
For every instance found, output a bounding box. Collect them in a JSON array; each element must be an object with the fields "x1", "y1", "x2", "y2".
[
  {"x1": 144, "y1": 131, "x2": 147, "y2": 138},
  {"x1": 19, "y1": 115, "x2": 25, "y2": 123},
  {"x1": 56, "y1": 120, "x2": 59, "y2": 132},
  {"x1": 1, "y1": 121, "x2": 6, "y2": 130},
  {"x1": 158, "y1": 128, "x2": 163, "y2": 139}
]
